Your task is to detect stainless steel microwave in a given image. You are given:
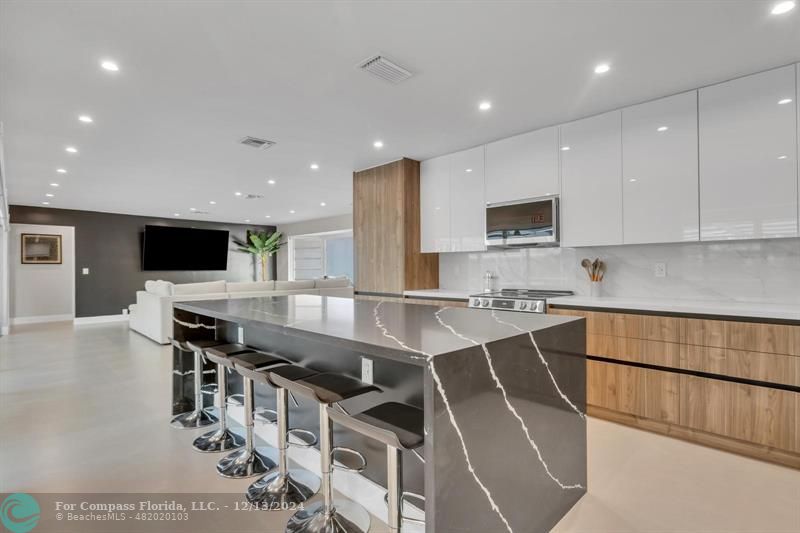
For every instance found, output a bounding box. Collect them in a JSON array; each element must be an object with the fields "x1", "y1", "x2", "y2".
[{"x1": 485, "y1": 196, "x2": 559, "y2": 248}]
